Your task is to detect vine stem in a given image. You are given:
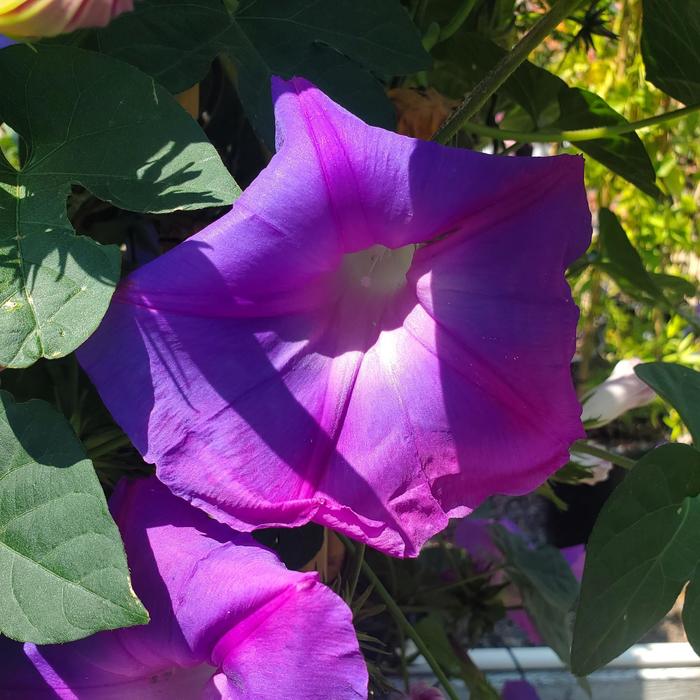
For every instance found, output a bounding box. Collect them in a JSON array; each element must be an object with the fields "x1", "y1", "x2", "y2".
[
  {"x1": 415, "y1": 563, "x2": 507, "y2": 597},
  {"x1": 456, "y1": 103, "x2": 700, "y2": 143},
  {"x1": 345, "y1": 542, "x2": 366, "y2": 603},
  {"x1": 339, "y1": 536, "x2": 461, "y2": 700},
  {"x1": 439, "y1": 0, "x2": 479, "y2": 42},
  {"x1": 433, "y1": 0, "x2": 588, "y2": 143},
  {"x1": 88, "y1": 434, "x2": 132, "y2": 460},
  {"x1": 571, "y1": 440, "x2": 636, "y2": 469}
]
